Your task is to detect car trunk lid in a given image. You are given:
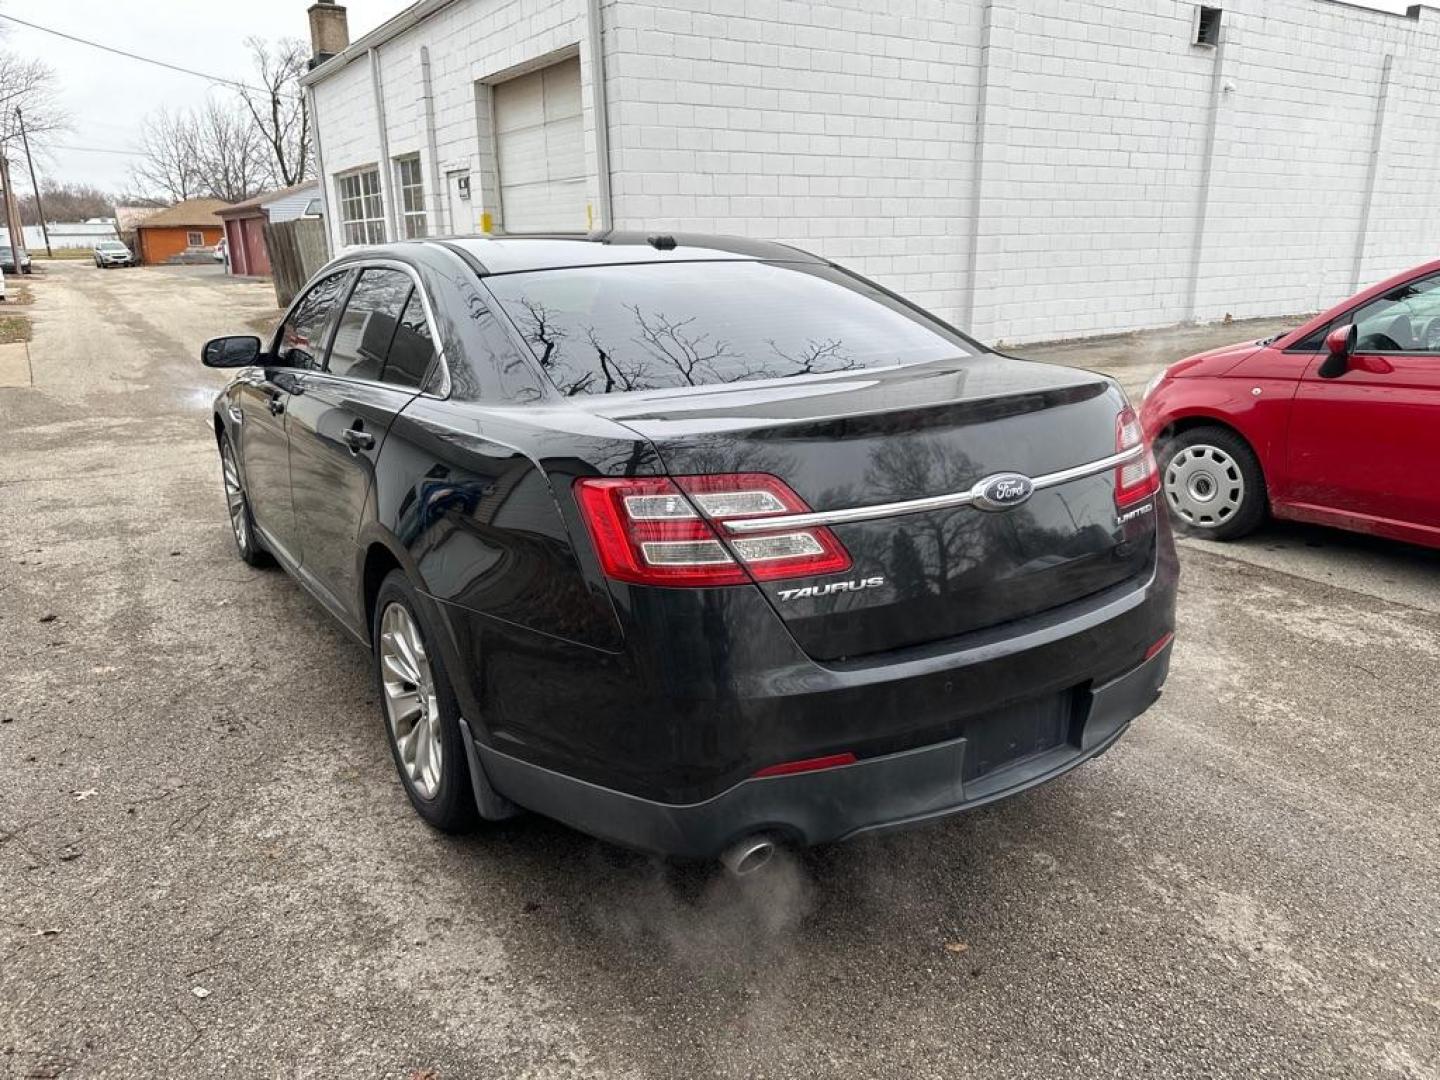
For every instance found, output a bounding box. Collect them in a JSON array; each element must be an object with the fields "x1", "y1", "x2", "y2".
[{"x1": 596, "y1": 355, "x2": 1157, "y2": 661}]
